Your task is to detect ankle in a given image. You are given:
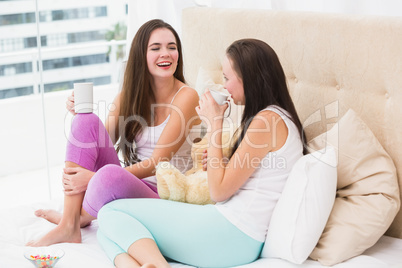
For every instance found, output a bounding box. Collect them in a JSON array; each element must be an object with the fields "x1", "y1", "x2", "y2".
[{"x1": 58, "y1": 216, "x2": 81, "y2": 230}]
